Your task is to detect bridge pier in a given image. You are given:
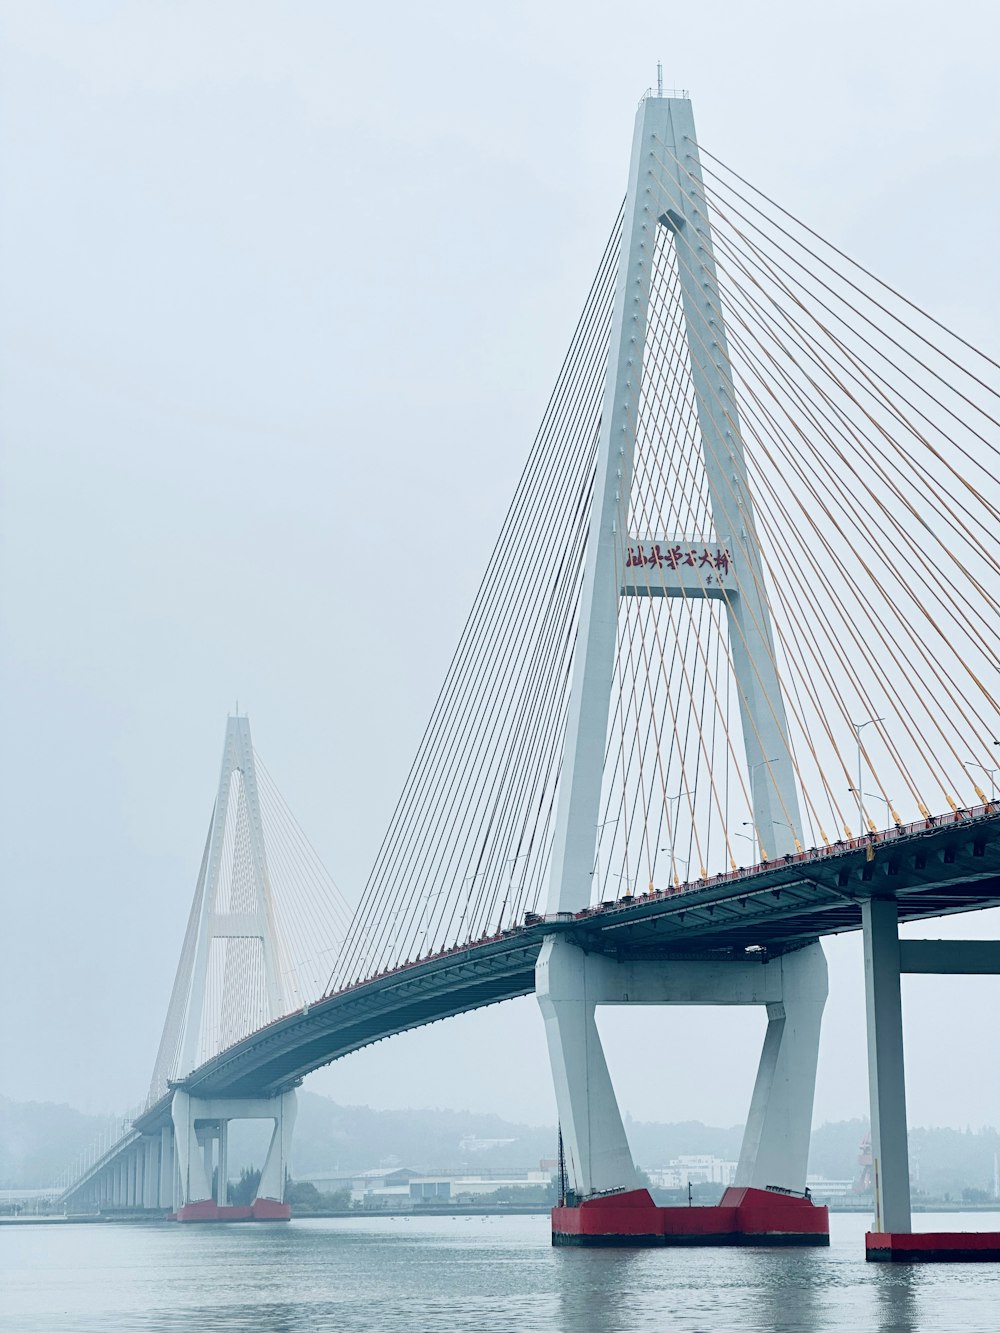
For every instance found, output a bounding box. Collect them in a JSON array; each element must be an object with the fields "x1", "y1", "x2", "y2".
[
  {"x1": 159, "y1": 1124, "x2": 175, "y2": 1211},
  {"x1": 862, "y1": 897, "x2": 911, "y2": 1236},
  {"x1": 538, "y1": 935, "x2": 829, "y2": 1245},
  {"x1": 862, "y1": 900, "x2": 1000, "y2": 1261},
  {"x1": 170, "y1": 1088, "x2": 296, "y2": 1221},
  {"x1": 142, "y1": 1139, "x2": 155, "y2": 1208}
]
